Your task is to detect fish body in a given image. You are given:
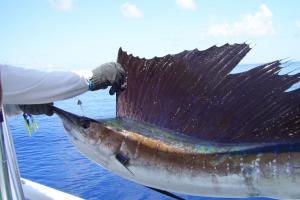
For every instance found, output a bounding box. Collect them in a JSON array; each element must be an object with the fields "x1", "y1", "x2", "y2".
[
  {"x1": 56, "y1": 43, "x2": 300, "y2": 199},
  {"x1": 54, "y1": 107, "x2": 300, "y2": 199}
]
